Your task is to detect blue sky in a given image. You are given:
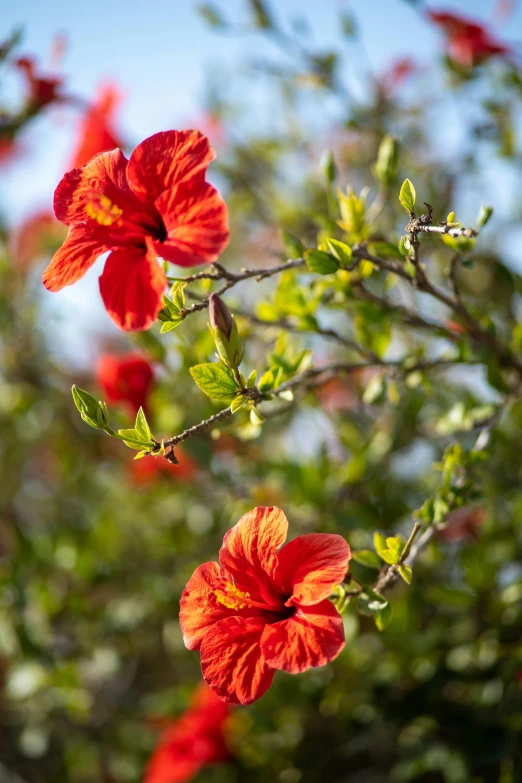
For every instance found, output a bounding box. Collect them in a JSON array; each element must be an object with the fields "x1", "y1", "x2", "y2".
[{"x1": 2, "y1": 0, "x2": 519, "y2": 222}]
